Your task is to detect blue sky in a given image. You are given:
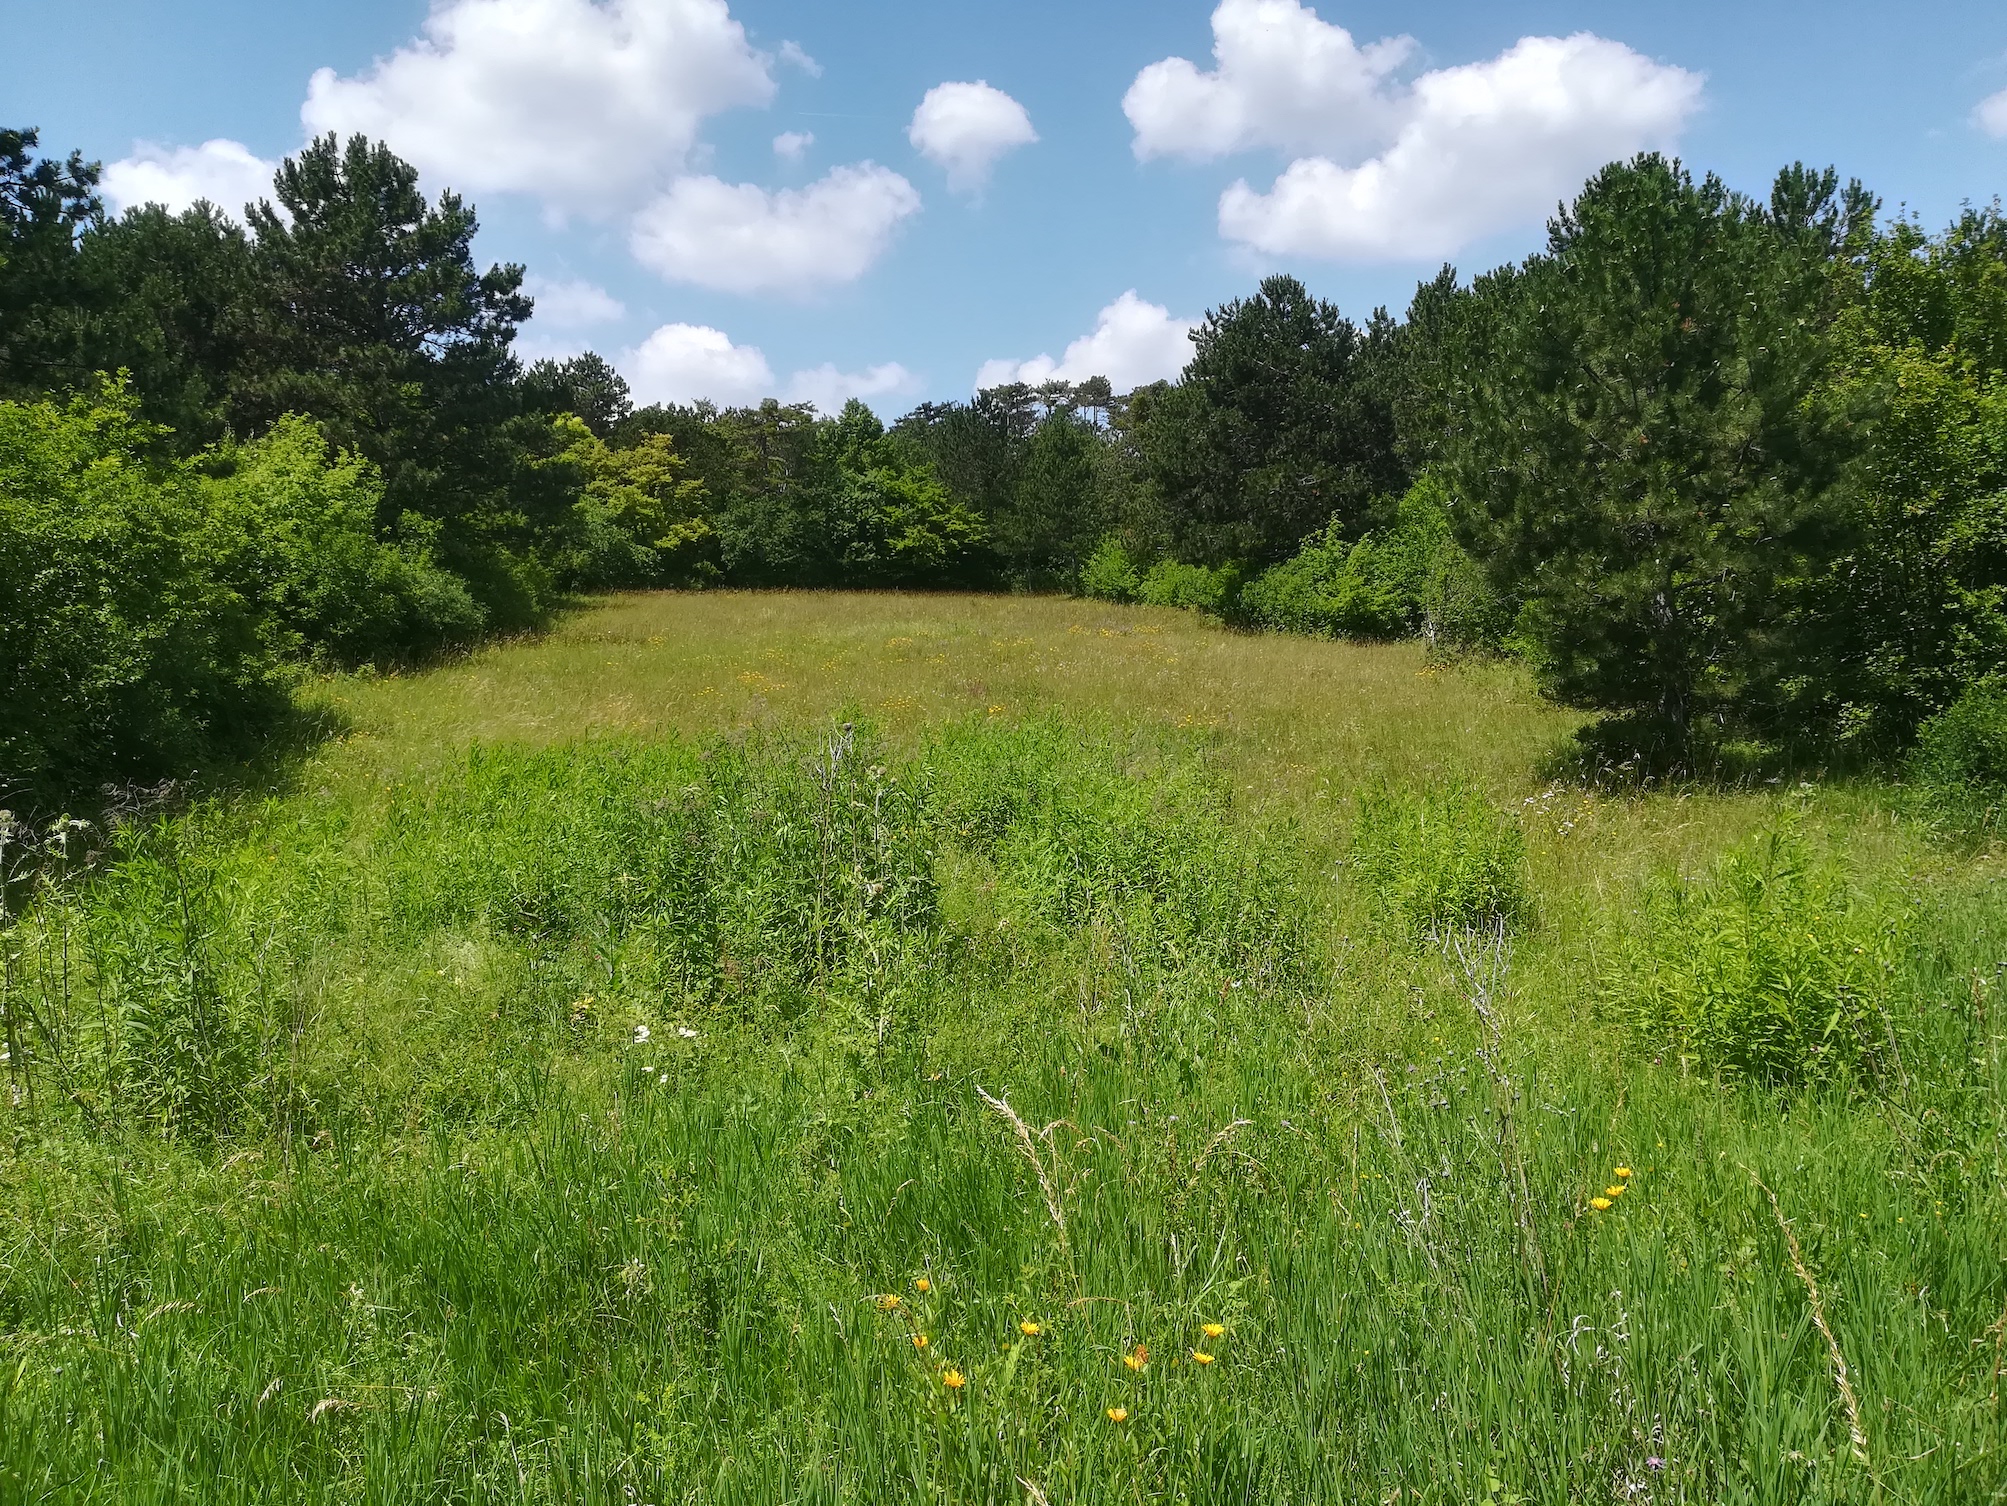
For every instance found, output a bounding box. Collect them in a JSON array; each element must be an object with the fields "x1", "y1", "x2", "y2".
[{"x1": 6, "y1": 0, "x2": 2007, "y2": 413}]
